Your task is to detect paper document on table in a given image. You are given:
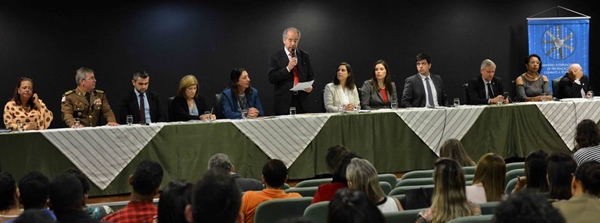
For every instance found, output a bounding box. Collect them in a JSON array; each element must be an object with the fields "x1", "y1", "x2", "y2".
[{"x1": 290, "y1": 80, "x2": 314, "y2": 91}]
